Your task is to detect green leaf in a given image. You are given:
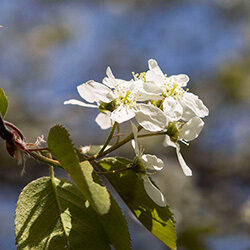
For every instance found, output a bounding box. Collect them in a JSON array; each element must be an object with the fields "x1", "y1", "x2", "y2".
[
  {"x1": 79, "y1": 161, "x2": 131, "y2": 250},
  {"x1": 48, "y1": 126, "x2": 131, "y2": 249},
  {"x1": 98, "y1": 157, "x2": 177, "y2": 250},
  {"x1": 99, "y1": 194, "x2": 131, "y2": 250},
  {"x1": 15, "y1": 177, "x2": 111, "y2": 250},
  {"x1": 0, "y1": 88, "x2": 8, "y2": 117},
  {"x1": 48, "y1": 125, "x2": 110, "y2": 215}
]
